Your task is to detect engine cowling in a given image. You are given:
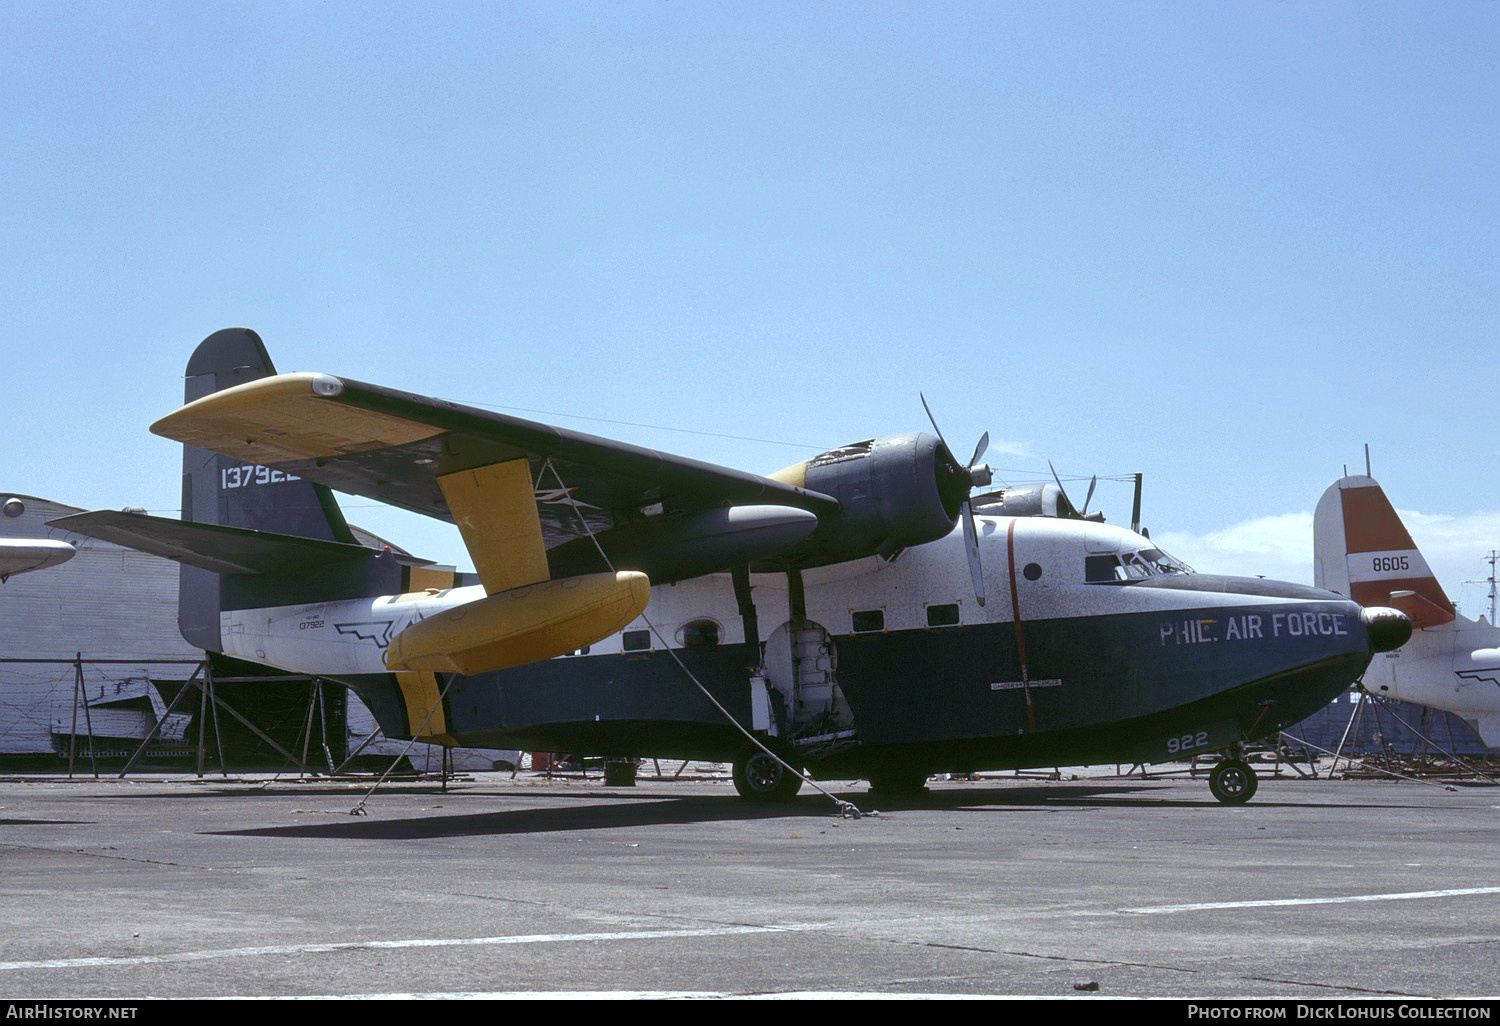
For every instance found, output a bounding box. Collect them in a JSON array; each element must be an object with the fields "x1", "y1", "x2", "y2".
[
  {"x1": 972, "y1": 483, "x2": 1076, "y2": 519},
  {"x1": 765, "y1": 431, "x2": 969, "y2": 568}
]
